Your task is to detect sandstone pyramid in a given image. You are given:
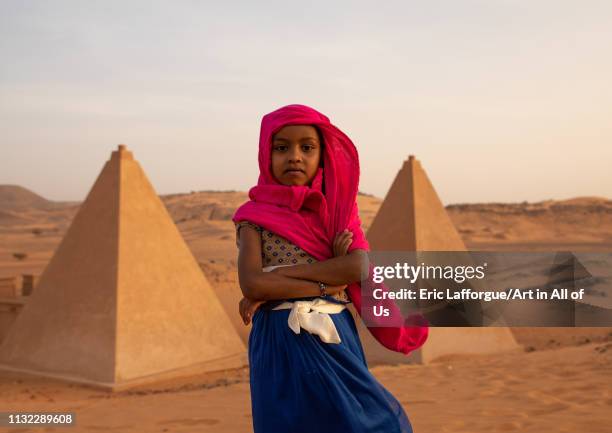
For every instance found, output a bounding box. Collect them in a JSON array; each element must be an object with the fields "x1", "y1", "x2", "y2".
[
  {"x1": 0, "y1": 145, "x2": 246, "y2": 389},
  {"x1": 545, "y1": 252, "x2": 611, "y2": 326},
  {"x1": 355, "y1": 155, "x2": 519, "y2": 364}
]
